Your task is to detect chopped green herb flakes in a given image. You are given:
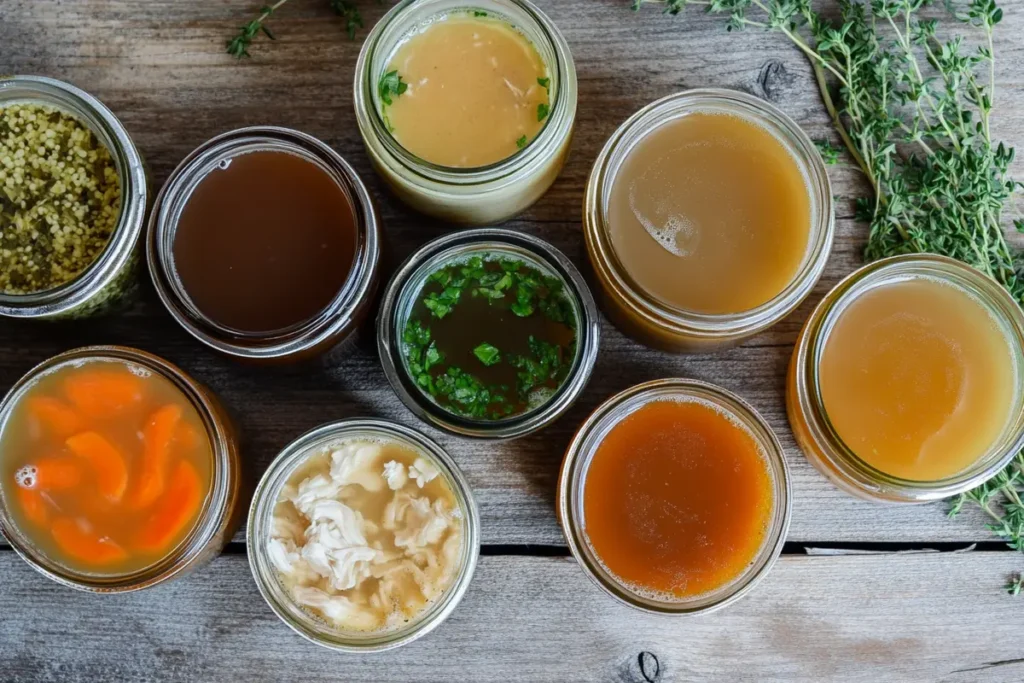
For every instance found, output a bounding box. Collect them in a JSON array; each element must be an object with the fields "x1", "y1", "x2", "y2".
[{"x1": 402, "y1": 255, "x2": 577, "y2": 420}]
